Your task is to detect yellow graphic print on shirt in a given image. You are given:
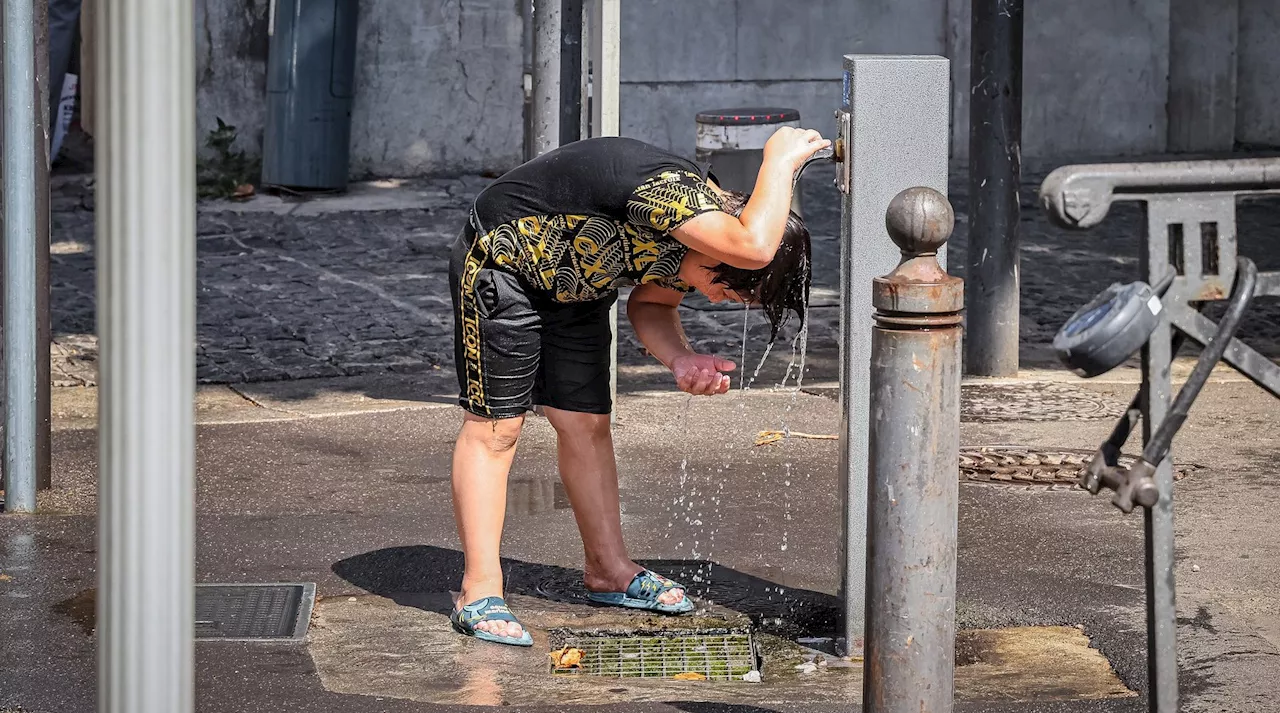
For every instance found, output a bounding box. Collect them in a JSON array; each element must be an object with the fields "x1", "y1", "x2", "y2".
[
  {"x1": 627, "y1": 170, "x2": 724, "y2": 232},
  {"x1": 474, "y1": 170, "x2": 723, "y2": 303}
]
